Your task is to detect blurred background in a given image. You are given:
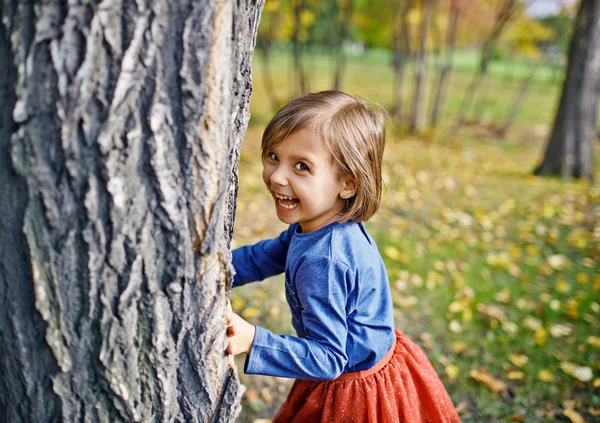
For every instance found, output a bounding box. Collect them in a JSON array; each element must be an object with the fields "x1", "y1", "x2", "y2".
[{"x1": 231, "y1": 0, "x2": 600, "y2": 421}]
